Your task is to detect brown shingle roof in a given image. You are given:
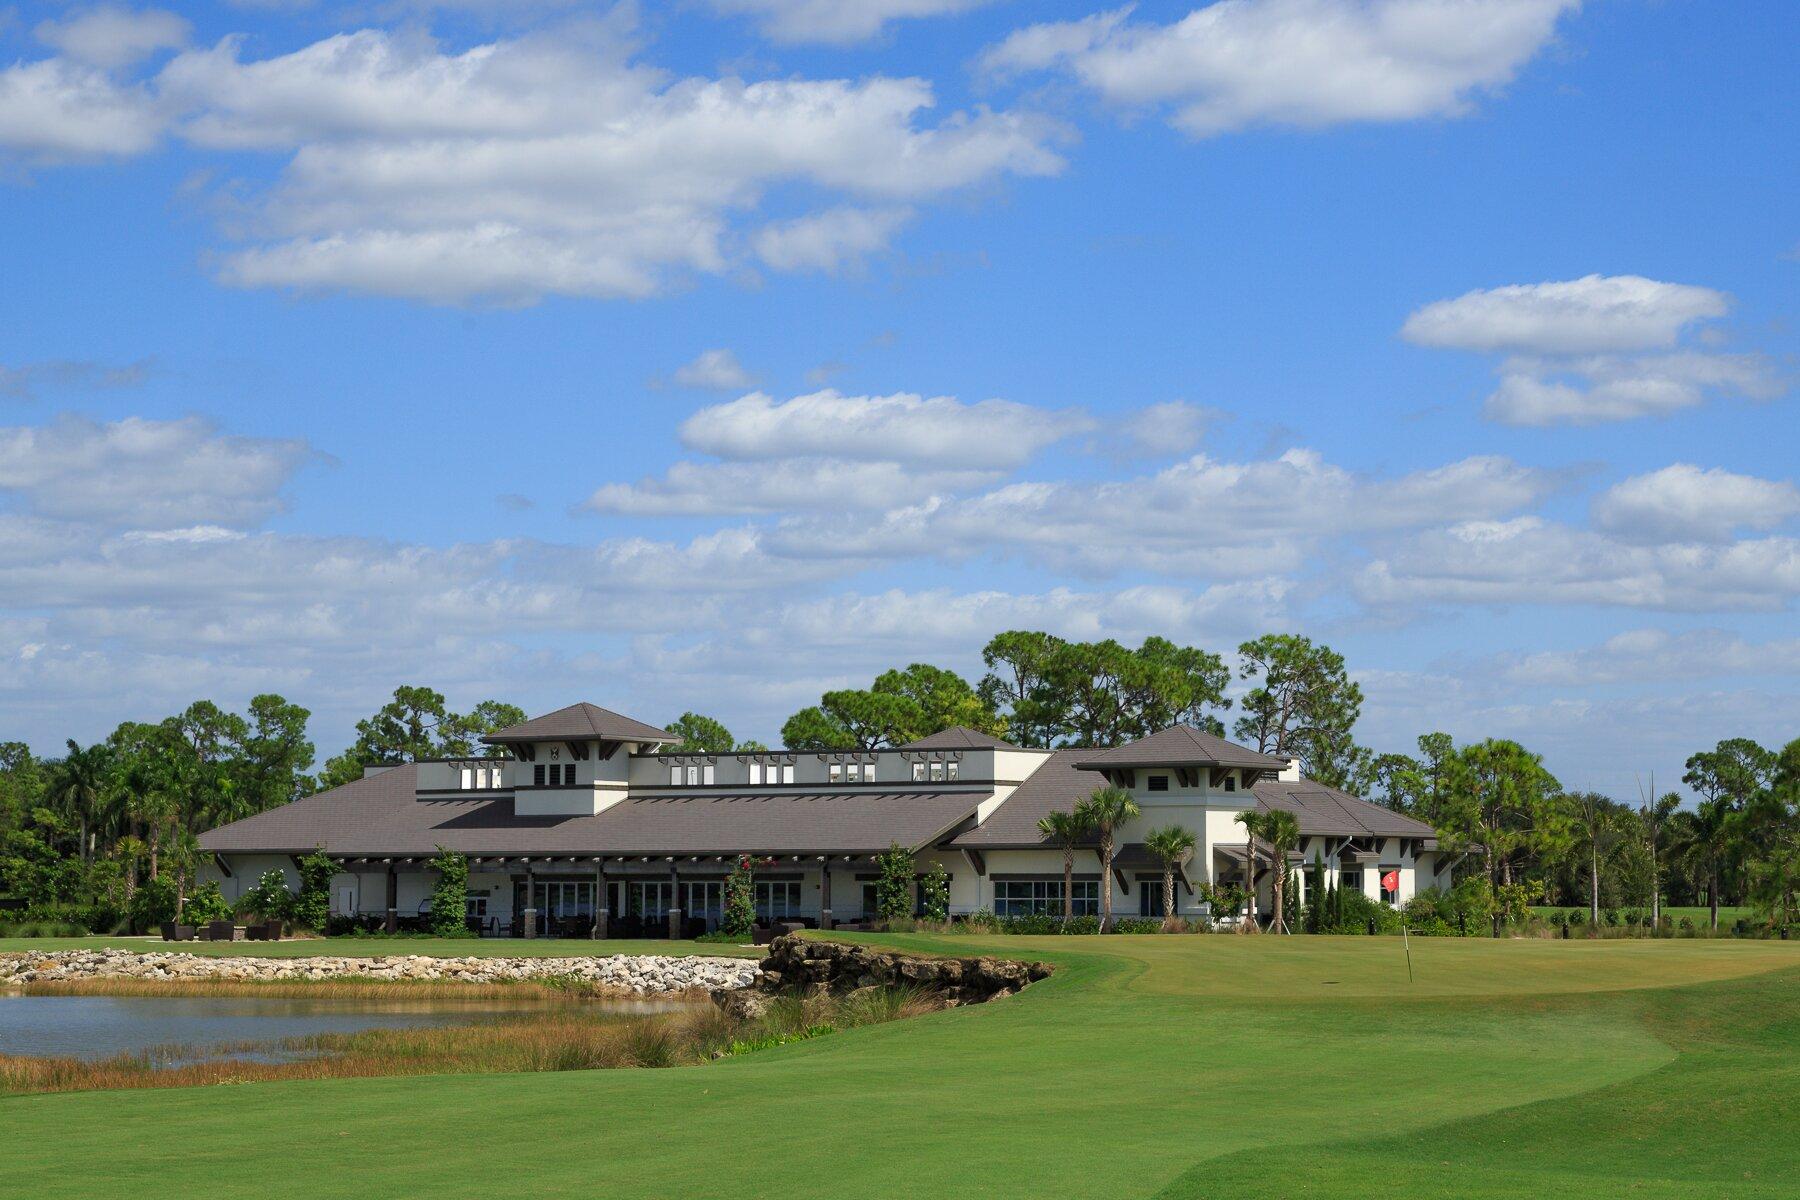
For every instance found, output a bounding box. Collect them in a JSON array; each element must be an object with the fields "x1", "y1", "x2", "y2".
[
  {"x1": 902, "y1": 726, "x2": 1021, "y2": 750},
  {"x1": 949, "y1": 750, "x2": 1098, "y2": 847},
  {"x1": 1250, "y1": 779, "x2": 1436, "y2": 838},
  {"x1": 199, "y1": 765, "x2": 981, "y2": 858},
  {"x1": 481, "y1": 702, "x2": 674, "y2": 745},
  {"x1": 1073, "y1": 725, "x2": 1288, "y2": 772}
]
